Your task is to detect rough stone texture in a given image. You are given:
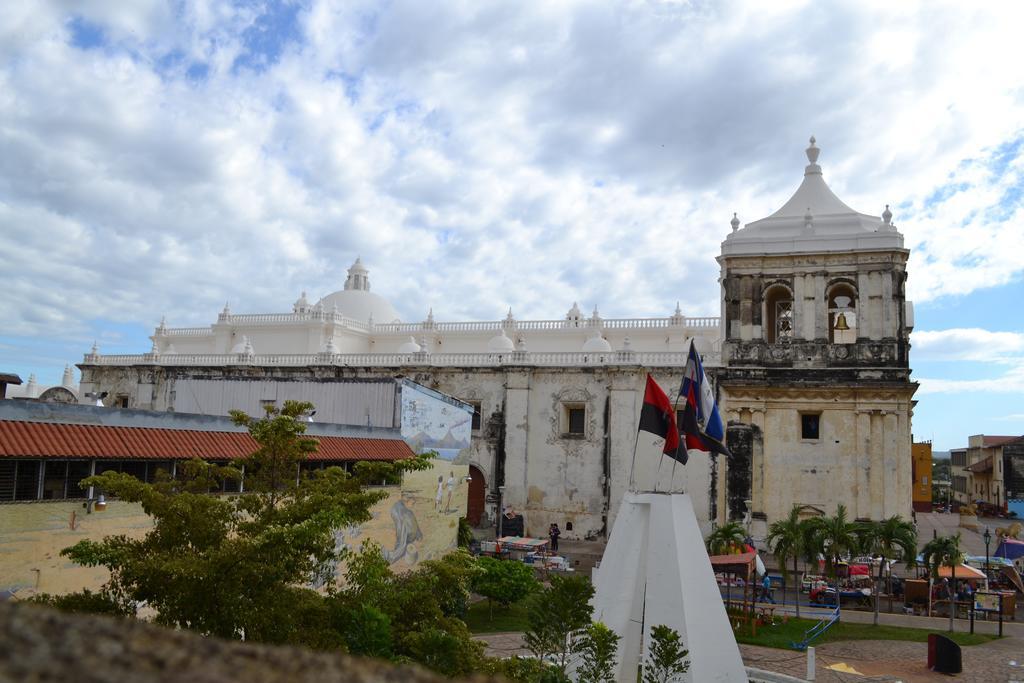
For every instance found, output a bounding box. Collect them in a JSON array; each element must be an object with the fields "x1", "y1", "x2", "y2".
[{"x1": 0, "y1": 601, "x2": 496, "y2": 683}]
